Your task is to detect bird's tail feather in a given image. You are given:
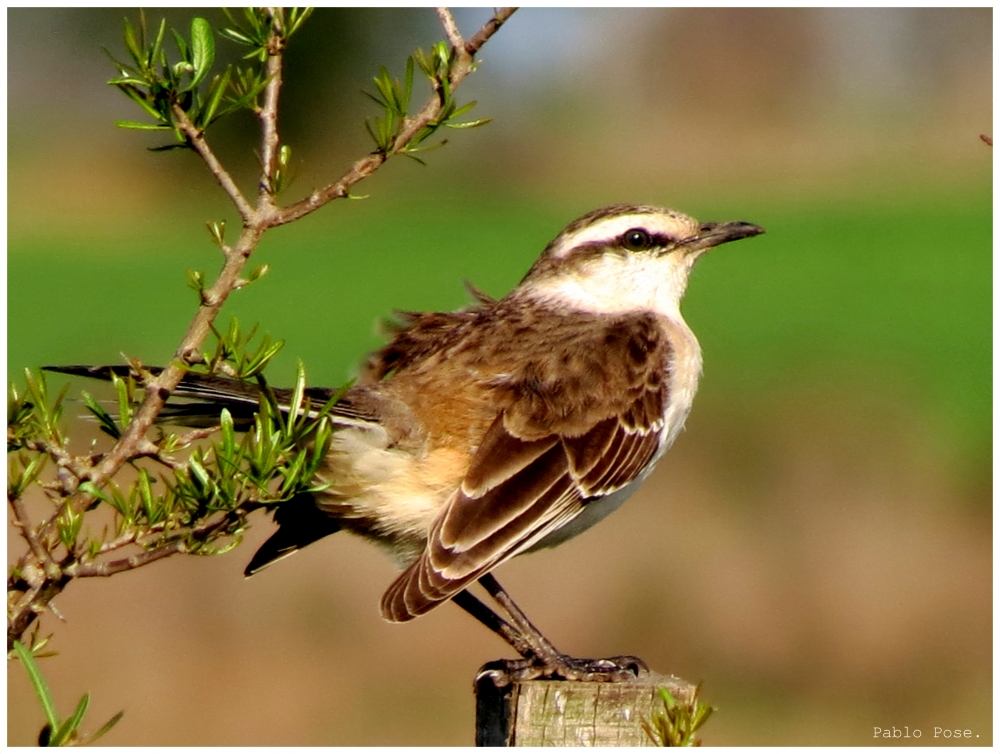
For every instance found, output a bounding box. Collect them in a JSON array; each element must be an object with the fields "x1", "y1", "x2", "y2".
[
  {"x1": 43, "y1": 364, "x2": 341, "y2": 428},
  {"x1": 243, "y1": 493, "x2": 342, "y2": 576}
]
